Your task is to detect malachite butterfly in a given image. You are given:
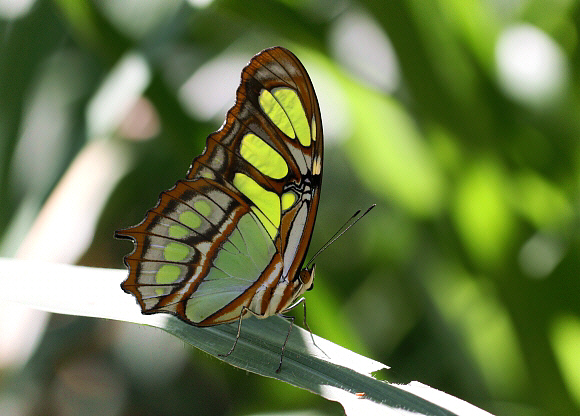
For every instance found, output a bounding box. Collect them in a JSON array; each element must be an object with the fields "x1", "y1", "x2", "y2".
[{"x1": 116, "y1": 47, "x2": 323, "y2": 371}]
